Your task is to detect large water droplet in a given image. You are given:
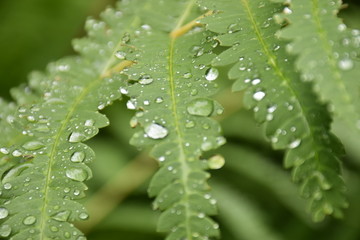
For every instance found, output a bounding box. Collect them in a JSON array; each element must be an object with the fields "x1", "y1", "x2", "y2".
[
  {"x1": 115, "y1": 51, "x2": 126, "y2": 60},
  {"x1": 79, "y1": 212, "x2": 89, "y2": 220},
  {"x1": 66, "y1": 168, "x2": 88, "y2": 182},
  {"x1": 138, "y1": 74, "x2": 154, "y2": 85},
  {"x1": 12, "y1": 150, "x2": 22, "y2": 157},
  {"x1": 70, "y1": 152, "x2": 85, "y2": 163},
  {"x1": 23, "y1": 216, "x2": 36, "y2": 225},
  {"x1": 126, "y1": 99, "x2": 137, "y2": 110},
  {"x1": 288, "y1": 139, "x2": 301, "y2": 149},
  {"x1": 22, "y1": 141, "x2": 45, "y2": 150},
  {"x1": 0, "y1": 225, "x2": 11, "y2": 237},
  {"x1": 0, "y1": 148, "x2": 9, "y2": 155},
  {"x1": 3, "y1": 183, "x2": 12, "y2": 190},
  {"x1": 183, "y1": 72, "x2": 192, "y2": 79},
  {"x1": 51, "y1": 210, "x2": 71, "y2": 222},
  {"x1": 208, "y1": 155, "x2": 225, "y2": 169},
  {"x1": 144, "y1": 123, "x2": 168, "y2": 139},
  {"x1": 187, "y1": 98, "x2": 214, "y2": 116},
  {"x1": 68, "y1": 132, "x2": 85, "y2": 143},
  {"x1": 84, "y1": 119, "x2": 95, "y2": 127},
  {"x1": 253, "y1": 91, "x2": 266, "y2": 101},
  {"x1": 205, "y1": 68, "x2": 219, "y2": 81},
  {"x1": 338, "y1": 58, "x2": 353, "y2": 70},
  {"x1": 0, "y1": 208, "x2": 9, "y2": 219}
]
